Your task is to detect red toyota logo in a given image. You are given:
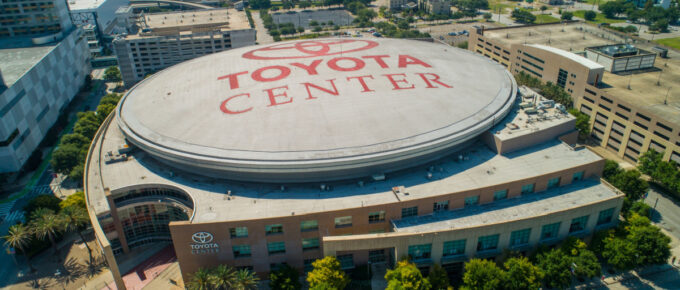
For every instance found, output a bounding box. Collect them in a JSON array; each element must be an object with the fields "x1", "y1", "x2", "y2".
[{"x1": 242, "y1": 39, "x2": 379, "y2": 60}]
